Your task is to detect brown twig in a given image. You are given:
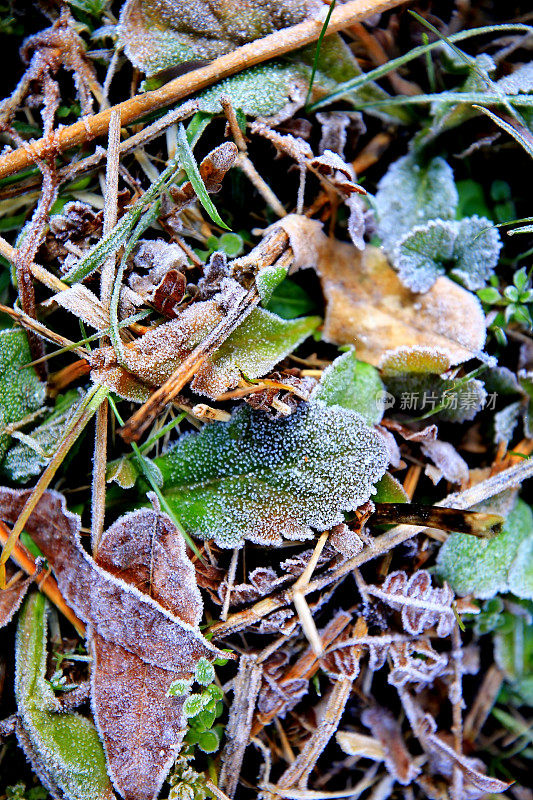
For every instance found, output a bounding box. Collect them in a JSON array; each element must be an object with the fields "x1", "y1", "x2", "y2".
[
  {"x1": 0, "y1": 520, "x2": 84, "y2": 636},
  {"x1": 0, "y1": 0, "x2": 409, "y2": 182}
]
